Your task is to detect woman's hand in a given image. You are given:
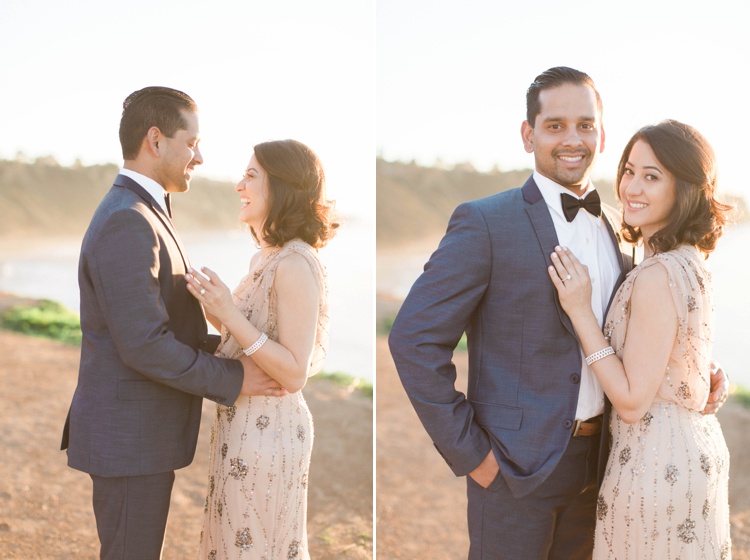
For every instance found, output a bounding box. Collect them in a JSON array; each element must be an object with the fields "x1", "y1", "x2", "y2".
[
  {"x1": 185, "y1": 267, "x2": 238, "y2": 325},
  {"x1": 702, "y1": 362, "x2": 729, "y2": 415},
  {"x1": 547, "y1": 246, "x2": 594, "y2": 321}
]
